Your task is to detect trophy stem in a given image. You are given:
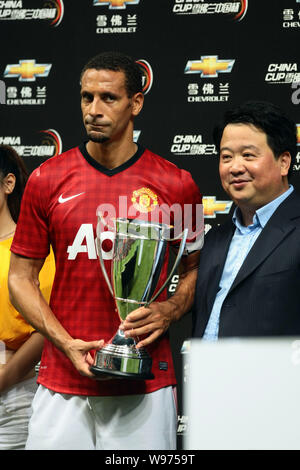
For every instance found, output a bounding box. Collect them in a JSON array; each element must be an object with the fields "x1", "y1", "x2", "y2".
[{"x1": 90, "y1": 329, "x2": 154, "y2": 380}]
